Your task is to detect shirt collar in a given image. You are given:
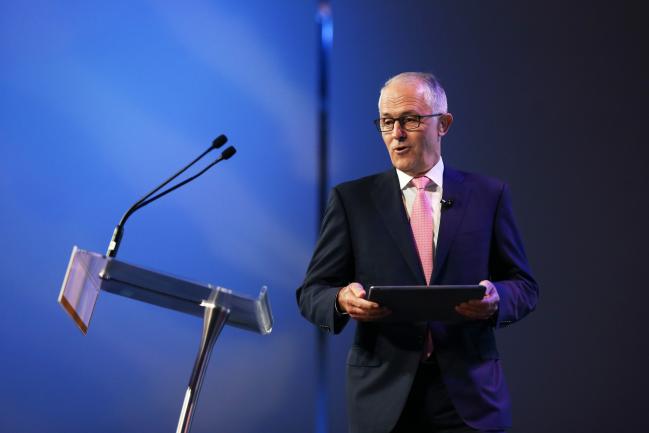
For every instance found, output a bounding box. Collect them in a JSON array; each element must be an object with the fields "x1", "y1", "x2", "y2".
[{"x1": 396, "y1": 157, "x2": 444, "y2": 190}]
